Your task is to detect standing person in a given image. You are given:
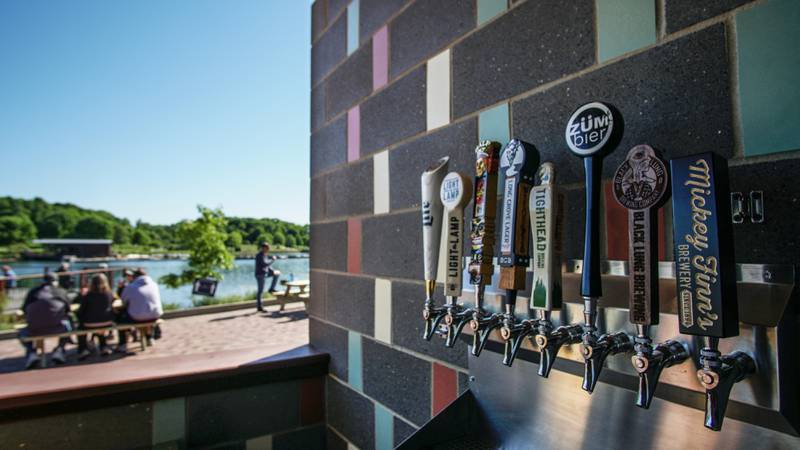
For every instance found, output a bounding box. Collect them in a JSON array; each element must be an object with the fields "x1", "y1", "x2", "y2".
[
  {"x1": 73, "y1": 274, "x2": 115, "y2": 359},
  {"x1": 116, "y1": 268, "x2": 163, "y2": 353},
  {"x1": 255, "y1": 243, "x2": 281, "y2": 312},
  {"x1": 19, "y1": 273, "x2": 72, "y2": 369},
  {"x1": 1, "y1": 265, "x2": 17, "y2": 288}
]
